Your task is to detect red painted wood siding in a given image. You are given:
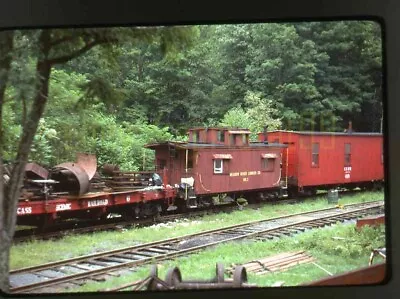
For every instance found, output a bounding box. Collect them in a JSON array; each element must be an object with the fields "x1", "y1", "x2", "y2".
[
  {"x1": 193, "y1": 148, "x2": 282, "y2": 195},
  {"x1": 267, "y1": 132, "x2": 384, "y2": 188},
  {"x1": 154, "y1": 145, "x2": 284, "y2": 195}
]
